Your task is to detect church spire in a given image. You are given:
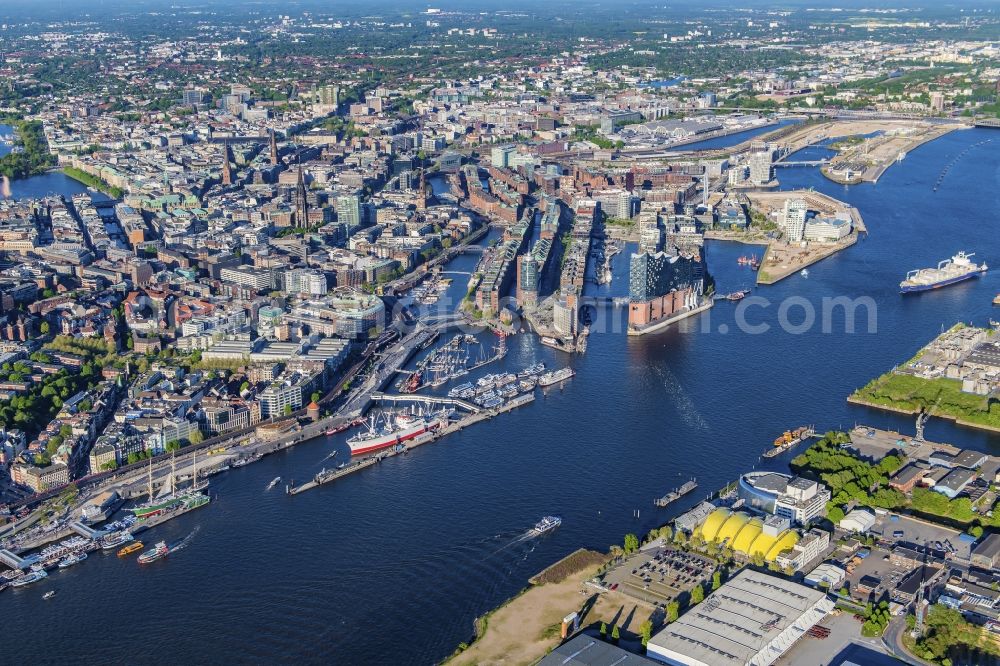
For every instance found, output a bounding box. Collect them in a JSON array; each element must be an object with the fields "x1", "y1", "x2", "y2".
[
  {"x1": 269, "y1": 129, "x2": 278, "y2": 166},
  {"x1": 221, "y1": 143, "x2": 232, "y2": 186},
  {"x1": 295, "y1": 166, "x2": 309, "y2": 227}
]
